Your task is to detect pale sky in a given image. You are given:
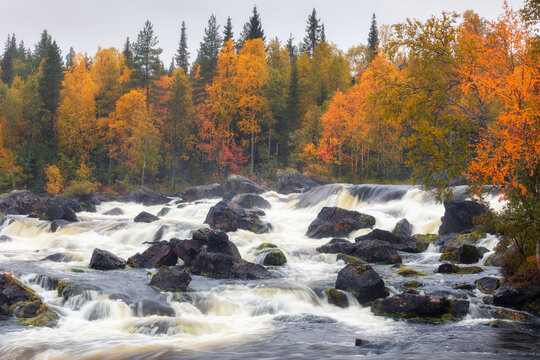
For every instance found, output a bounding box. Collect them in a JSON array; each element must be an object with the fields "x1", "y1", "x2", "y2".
[{"x1": 0, "y1": 0, "x2": 525, "y2": 66}]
